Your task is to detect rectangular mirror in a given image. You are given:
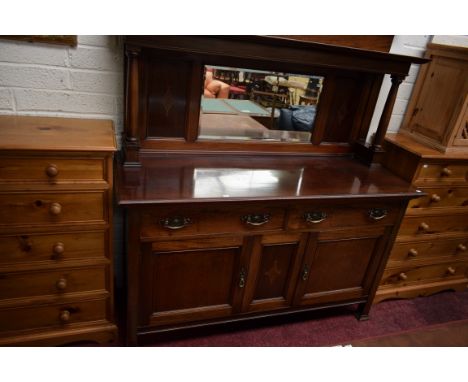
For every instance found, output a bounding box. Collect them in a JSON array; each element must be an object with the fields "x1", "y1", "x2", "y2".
[{"x1": 199, "y1": 65, "x2": 324, "y2": 143}]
